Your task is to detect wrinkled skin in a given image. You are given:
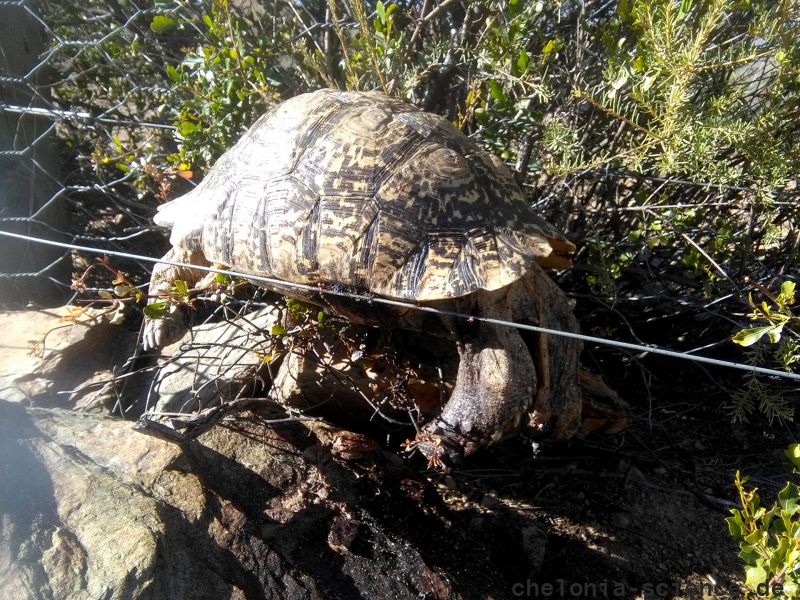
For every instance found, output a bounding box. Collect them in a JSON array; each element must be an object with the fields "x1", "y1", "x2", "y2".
[{"x1": 399, "y1": 270, "x2": 583, "y2": 466}]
